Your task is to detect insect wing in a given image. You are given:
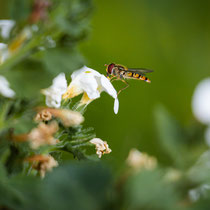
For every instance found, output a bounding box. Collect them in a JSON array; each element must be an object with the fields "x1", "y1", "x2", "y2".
[
  {"x1": 127, "y1": 68, "x2": 153, "y2": 75},
  {"x1": 118, "y1": 68, "x2": 153, "y2": 76}
]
